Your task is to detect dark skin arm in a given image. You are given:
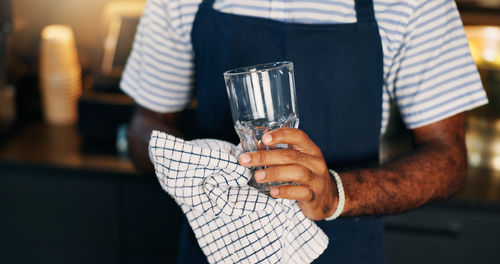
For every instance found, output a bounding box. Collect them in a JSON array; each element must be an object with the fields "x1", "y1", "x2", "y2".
[
  {"x1": 239, "y1": 113, "x2": 467, "y2": 220},
  {"x1": 127, "y1": 105, "x2": 184, "y2": 172},
  {"x1": 128, "y1": 102, "x2": 466, "y2": 219}
]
